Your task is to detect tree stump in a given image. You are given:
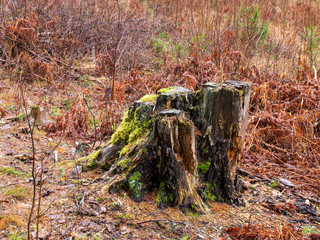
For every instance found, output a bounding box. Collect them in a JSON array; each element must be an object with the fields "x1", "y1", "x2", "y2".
[{"x1": 79, "y1": 81, "x2": 251, "y2": 213}]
